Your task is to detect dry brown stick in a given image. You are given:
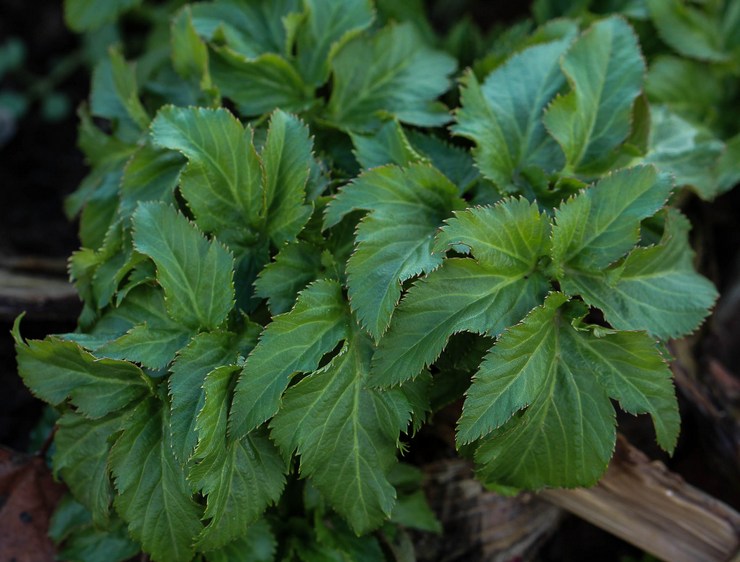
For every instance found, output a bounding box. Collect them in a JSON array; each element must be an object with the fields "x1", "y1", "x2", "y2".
[
  {"x1": 540, "y1": 436, "x2": 740, "y2": 562},
  {"x1": 0, "y1": 265, "x2": 79, "y2": 321}
]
